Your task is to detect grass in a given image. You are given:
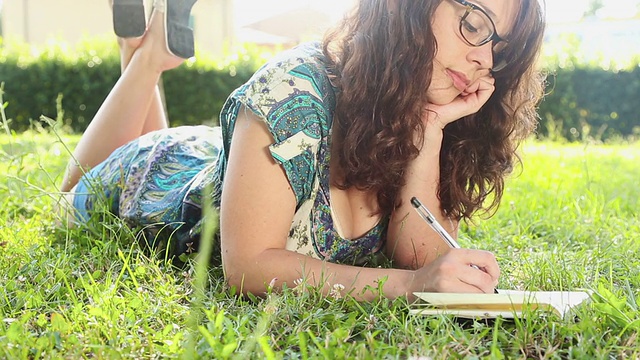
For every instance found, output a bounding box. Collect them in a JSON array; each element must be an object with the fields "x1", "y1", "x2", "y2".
[{"x1": 1, "y1": 127, "x2": 639, "y2": 359}]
